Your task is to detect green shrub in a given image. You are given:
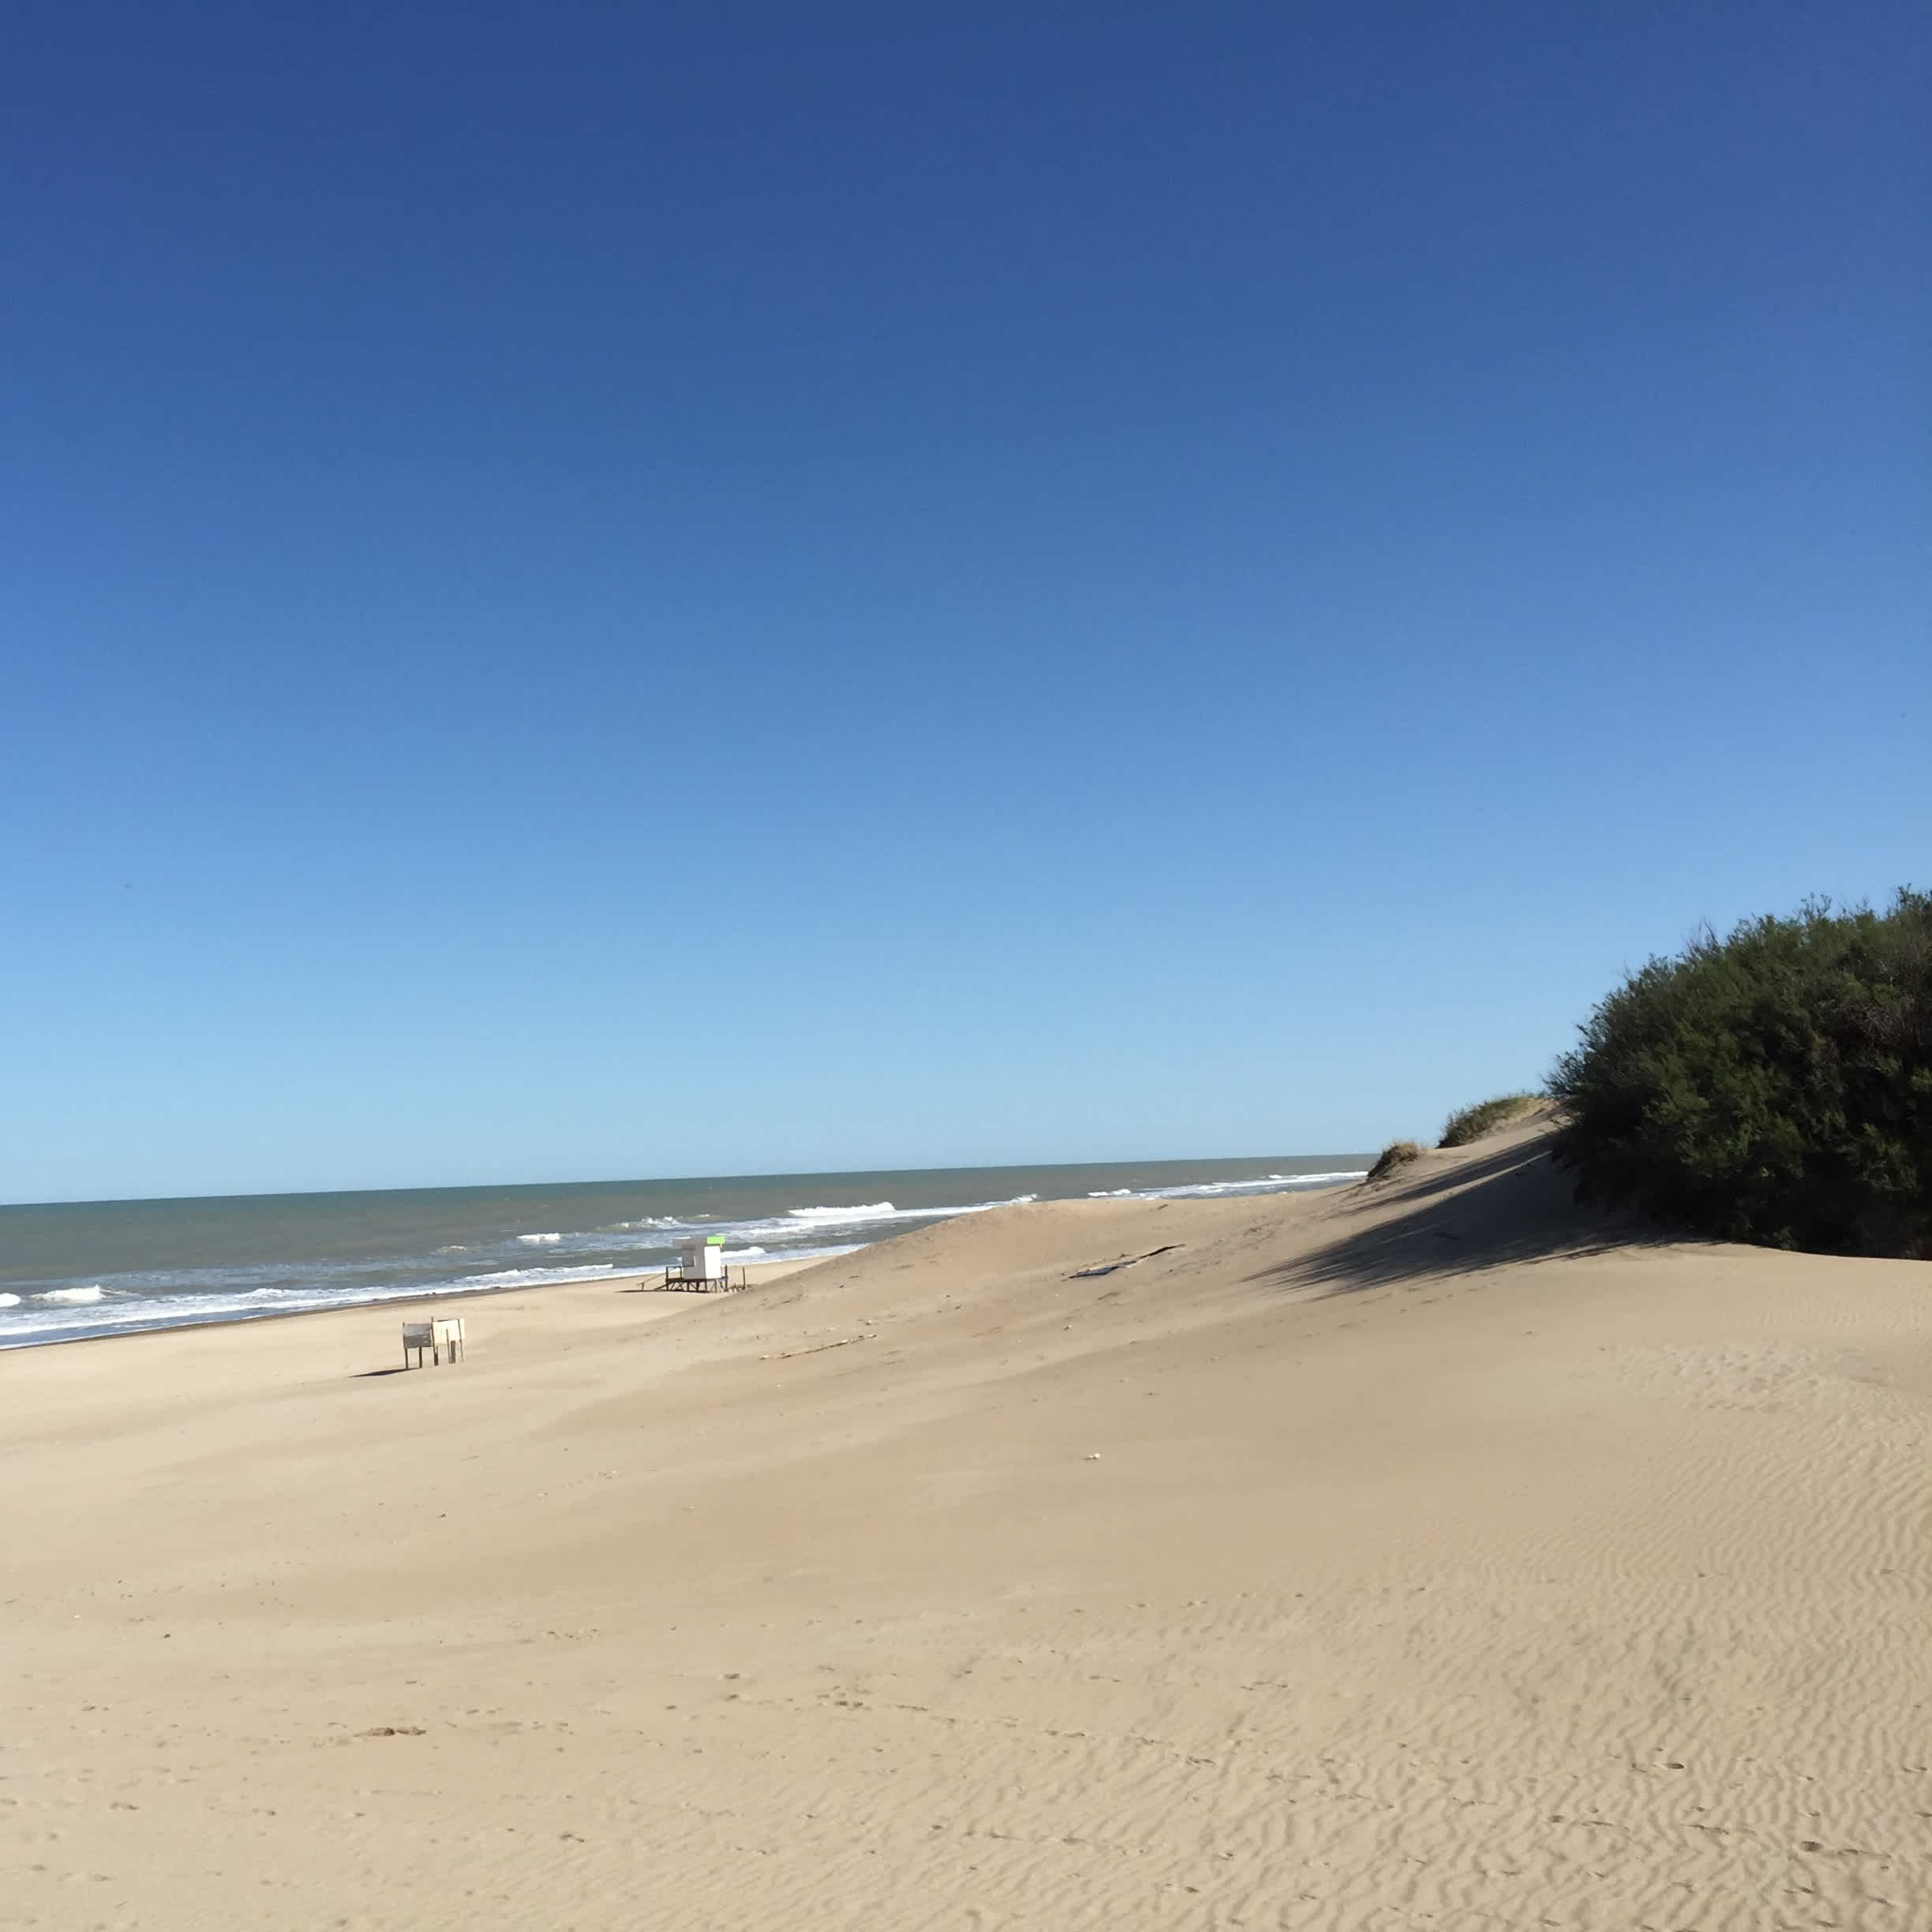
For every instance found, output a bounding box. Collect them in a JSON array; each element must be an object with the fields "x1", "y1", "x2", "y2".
[
  {"x1": 1439, "y1": 1093, "x2": 1540, "y2": 1148},
  {"x1": 1548, "y1": 890, "x2": 1932, "y2": 1256},
  {"x1": 1368, "y1": 1139, "x2": 1425, "y2": 1181}
]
